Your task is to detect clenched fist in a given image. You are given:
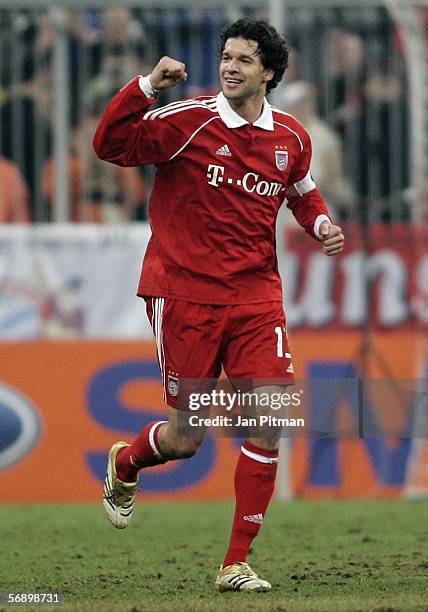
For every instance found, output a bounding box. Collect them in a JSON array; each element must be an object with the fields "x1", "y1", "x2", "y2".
[
  {"x1": 319, "y1": 221, "x2": 344, "y2": 256},
  {"x1": 149, "y1": 56, "x2": 188, "y2": 92}
]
